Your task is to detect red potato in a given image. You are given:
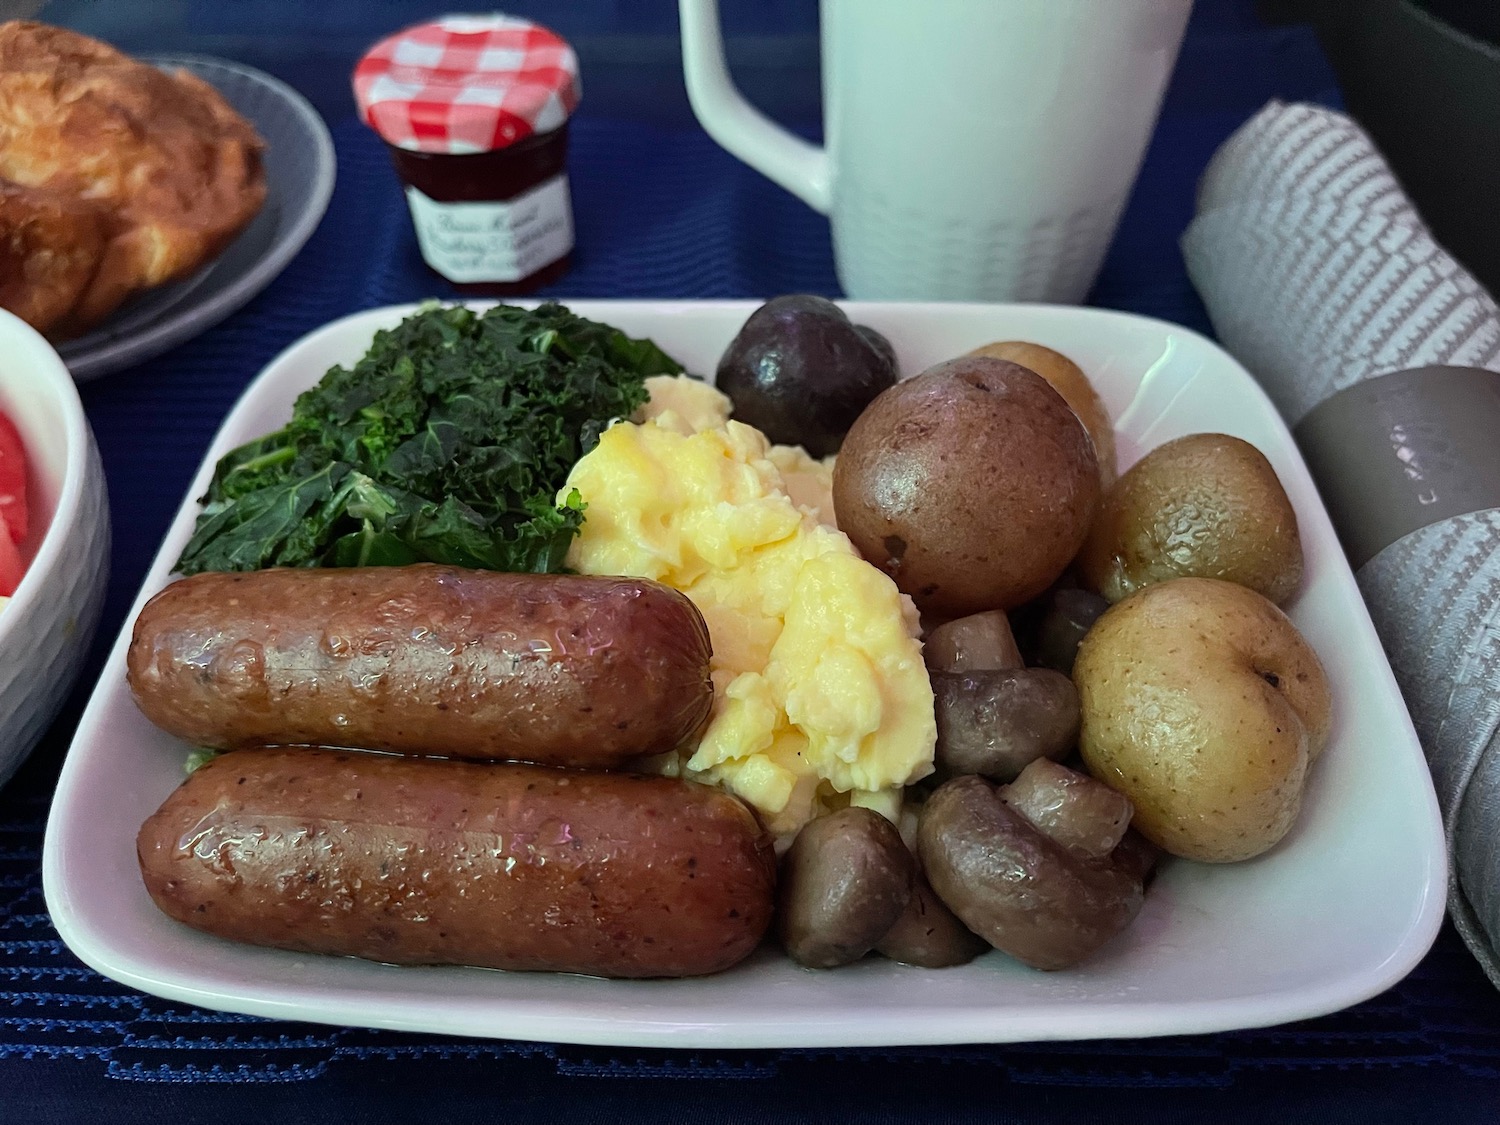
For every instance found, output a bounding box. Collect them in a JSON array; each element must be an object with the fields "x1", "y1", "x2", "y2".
[
  {"x1": 137, "y1": 748, "x2": 778, "y2": 979},
  {"x1": 126, "y1": 564, "x2": 714, "y2": 769},
  {"x1": 833, "y1": 358, "x2": 1099, "y2": 616}
]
